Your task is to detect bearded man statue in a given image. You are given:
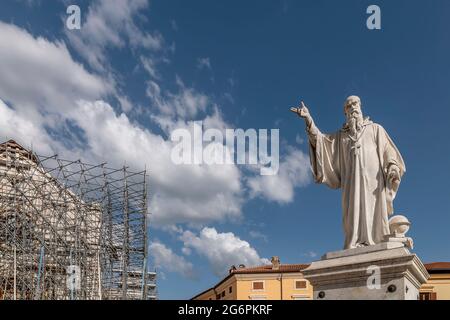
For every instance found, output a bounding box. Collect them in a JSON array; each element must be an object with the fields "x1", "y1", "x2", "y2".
[{"x1": 291, "y1": 96, "x2": 405, "y2": 249}]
